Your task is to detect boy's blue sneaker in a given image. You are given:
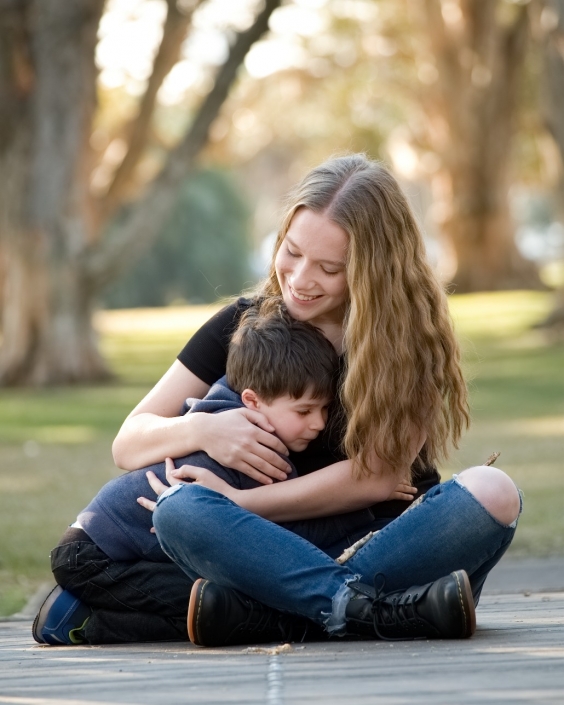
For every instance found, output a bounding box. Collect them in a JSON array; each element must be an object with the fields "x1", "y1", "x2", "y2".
[{"x1": 32, "y1": 585, "x2": 92, "y2": 645}]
